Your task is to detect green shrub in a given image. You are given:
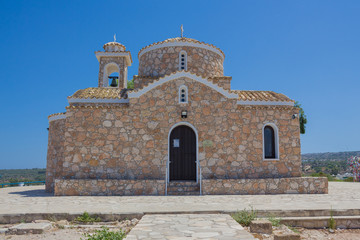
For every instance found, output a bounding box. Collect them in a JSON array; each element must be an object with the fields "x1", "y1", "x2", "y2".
[
  {"x1": 232, "y1": 206, "x2": 257, "y2": 226},
  {"x1": 75, "y1": 212, "x2": 101, "y2": 223},
  {"x1": 82, "y1": 227, "x2": 126, "y2": 240},
  {"x1": 267, "y1": 214, "x2": 282, "y2": 227},
  {"x1": 344, "y1": 177, "x2": 354, "y2": 182}
]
